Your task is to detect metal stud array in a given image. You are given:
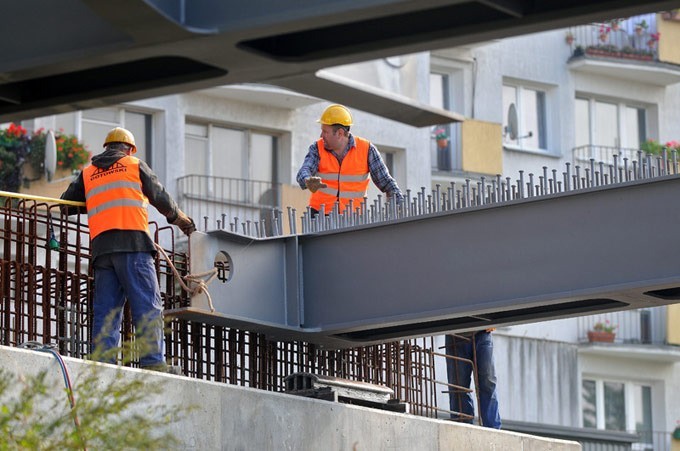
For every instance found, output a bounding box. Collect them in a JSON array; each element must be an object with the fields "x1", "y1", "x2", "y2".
[{"x1": 207, "y1": 150, "x2": 678, "y2": 237}]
